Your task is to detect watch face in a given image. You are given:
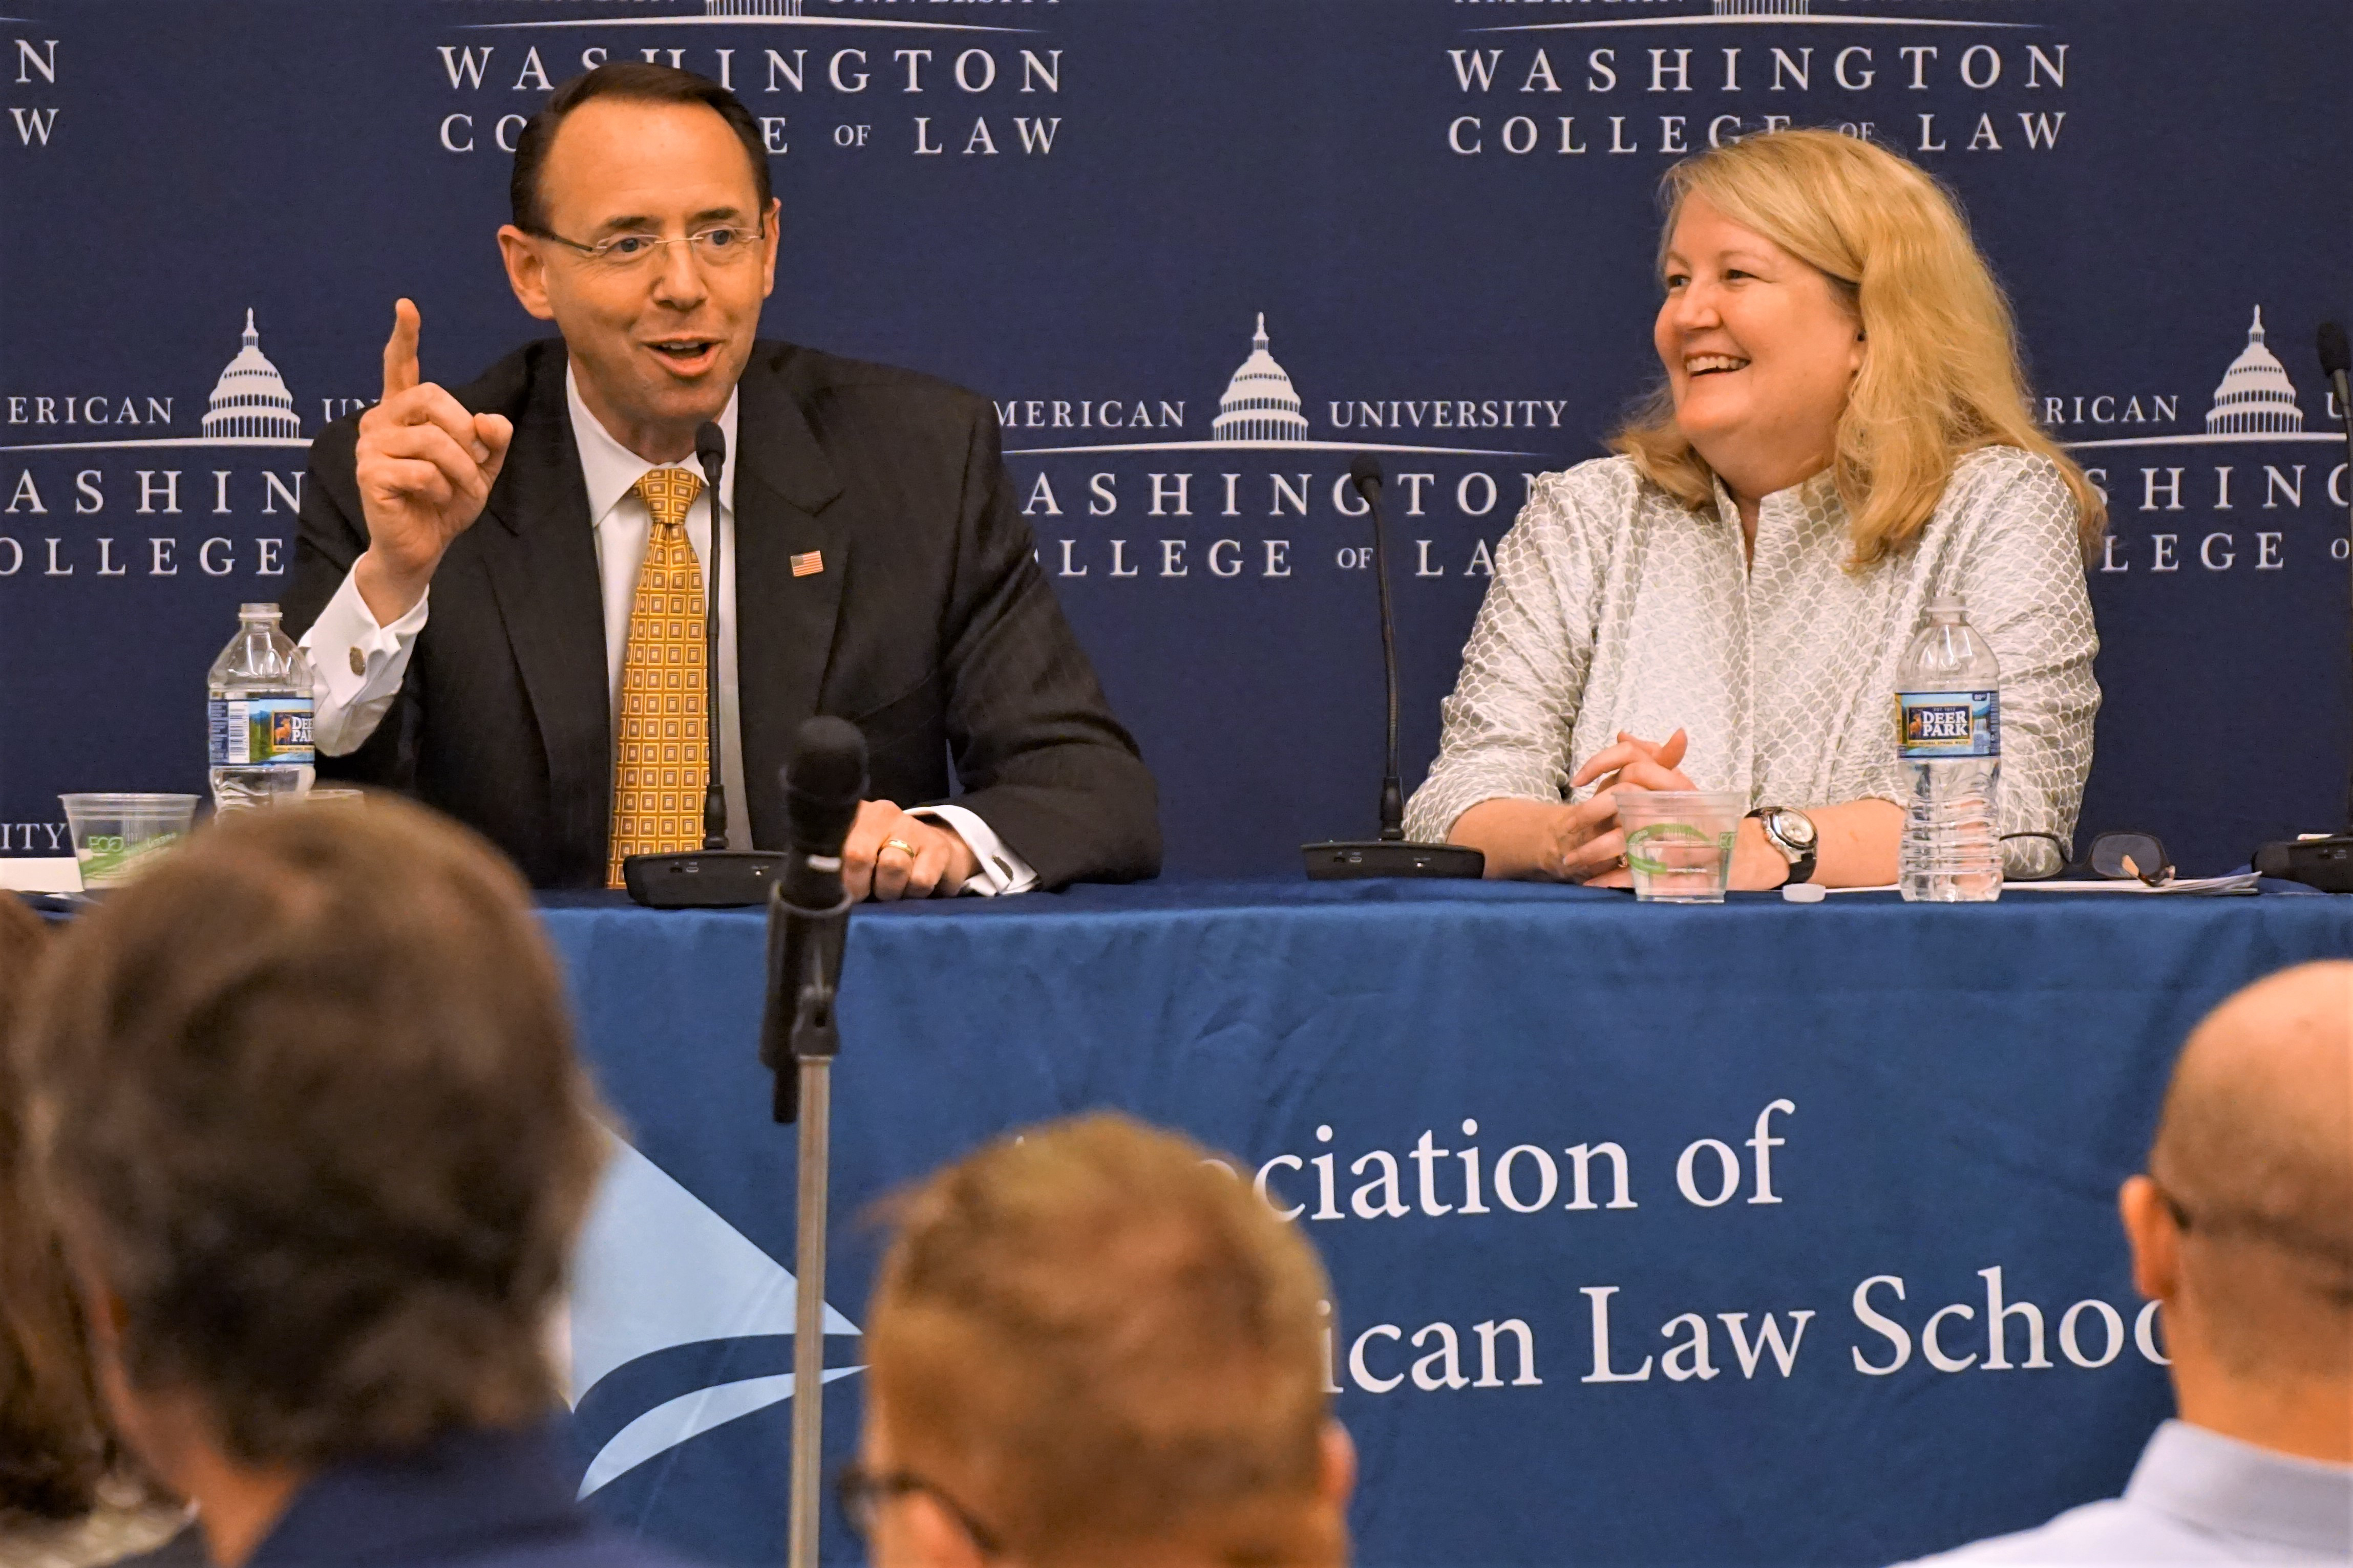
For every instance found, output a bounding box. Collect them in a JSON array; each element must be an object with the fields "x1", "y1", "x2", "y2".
[{"x1": 1771, "y1": 810, "x2": 1818, "y2": 851}]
